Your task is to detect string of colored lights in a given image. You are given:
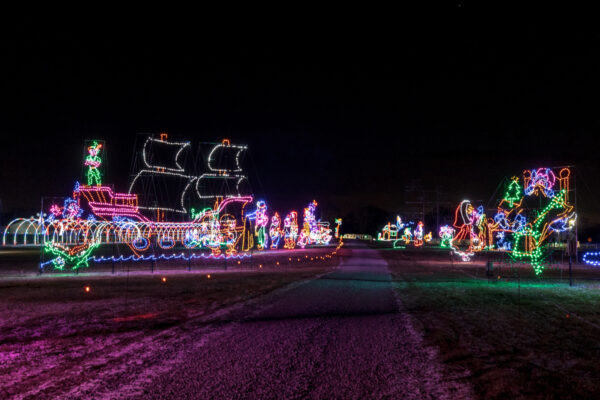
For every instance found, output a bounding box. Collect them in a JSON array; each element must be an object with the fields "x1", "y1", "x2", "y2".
[
  {"x1": 40, "y1": 250, "x2": 253, "y2": 268},
  {"x1": 583, "y1": 252, "x2": 600, "y2": 267},
  {"x1": 510, "y1": 188, "x2": 573, "y2": 274},
  {"x1": 44, "y1": 240, "x2": 101, "y2": 270}
]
